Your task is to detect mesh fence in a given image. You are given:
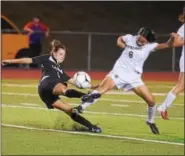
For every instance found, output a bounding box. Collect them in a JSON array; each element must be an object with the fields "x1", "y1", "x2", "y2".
[{"x1": 39, "y1": 31, "x2": 182, "y2": 71}]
